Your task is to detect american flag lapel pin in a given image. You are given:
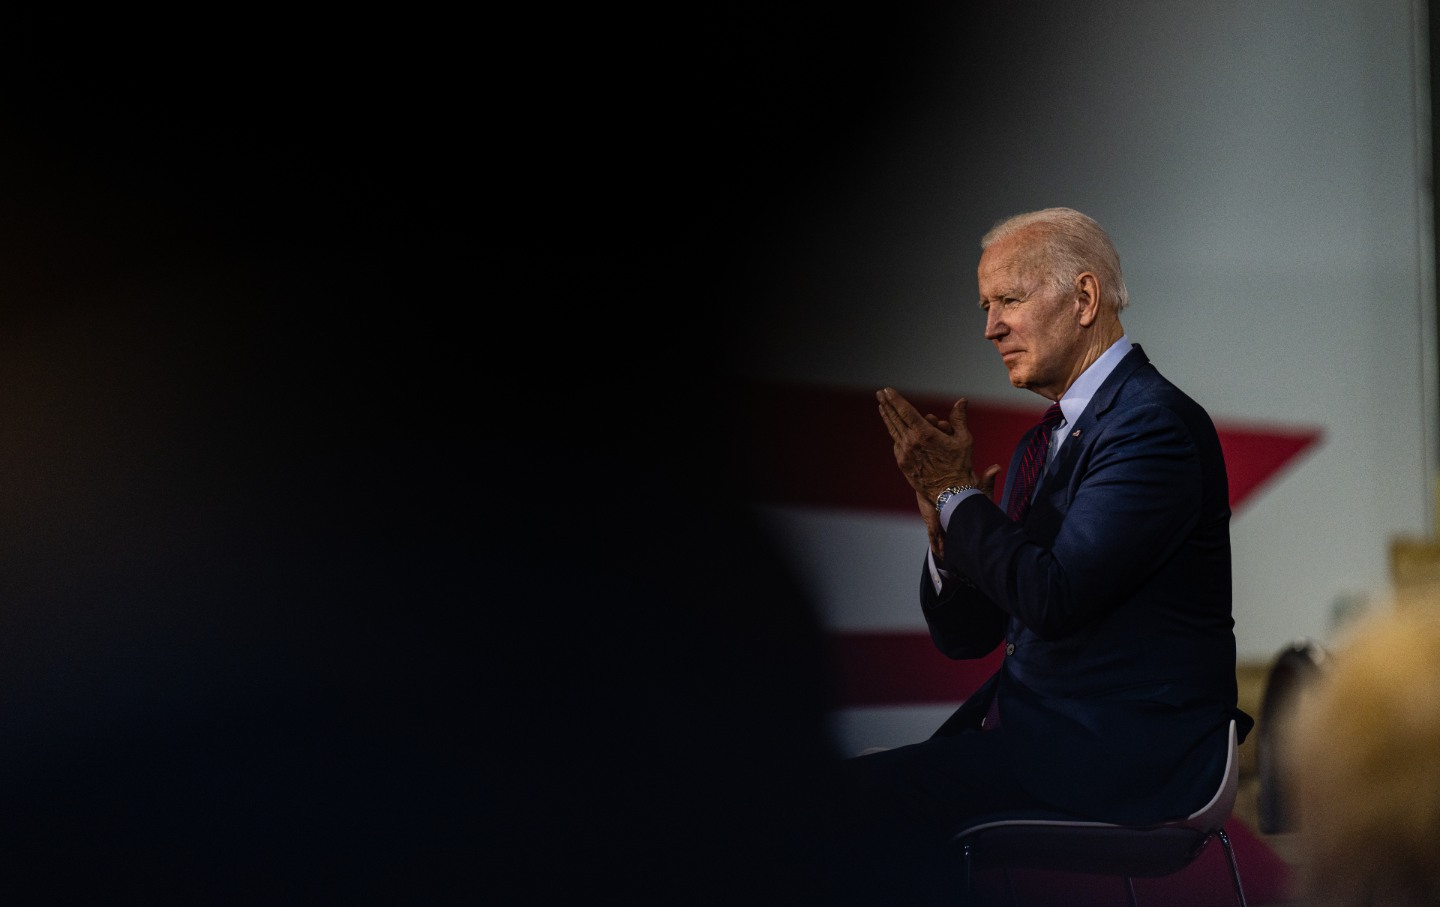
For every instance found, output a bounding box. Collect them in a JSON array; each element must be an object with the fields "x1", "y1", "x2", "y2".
[{"x1": 1072, "y1": 429, "x2": 1081, "y2": 438}]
